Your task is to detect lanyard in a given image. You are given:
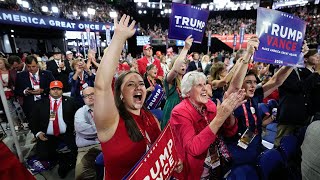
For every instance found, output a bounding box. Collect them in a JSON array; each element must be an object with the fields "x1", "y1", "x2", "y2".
[
  {"x1": 242, "y1": 101, "x2": 258, "y2": 133},
  {"x1": 50, "y1": 97, "x2": 62, "y2": 112},
  {"x1": 29, "y1": 72, "x2": 40, "y2": 86},
  {"x1": 135, "y1": 112, "x2": 152, "y2": 148}
]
